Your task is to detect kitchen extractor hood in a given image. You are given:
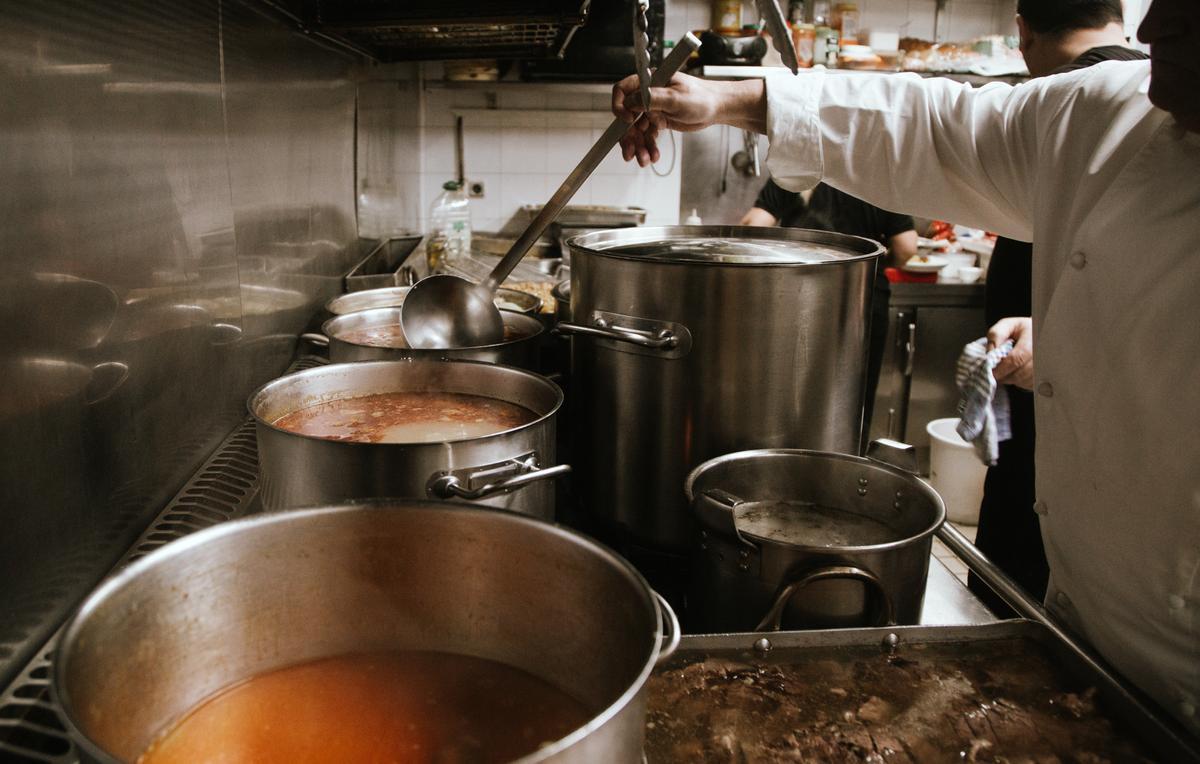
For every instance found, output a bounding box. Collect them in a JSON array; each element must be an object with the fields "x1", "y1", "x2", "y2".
[{"x1": 286, "y1": 0, "x2": 592, "y2": 62}]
